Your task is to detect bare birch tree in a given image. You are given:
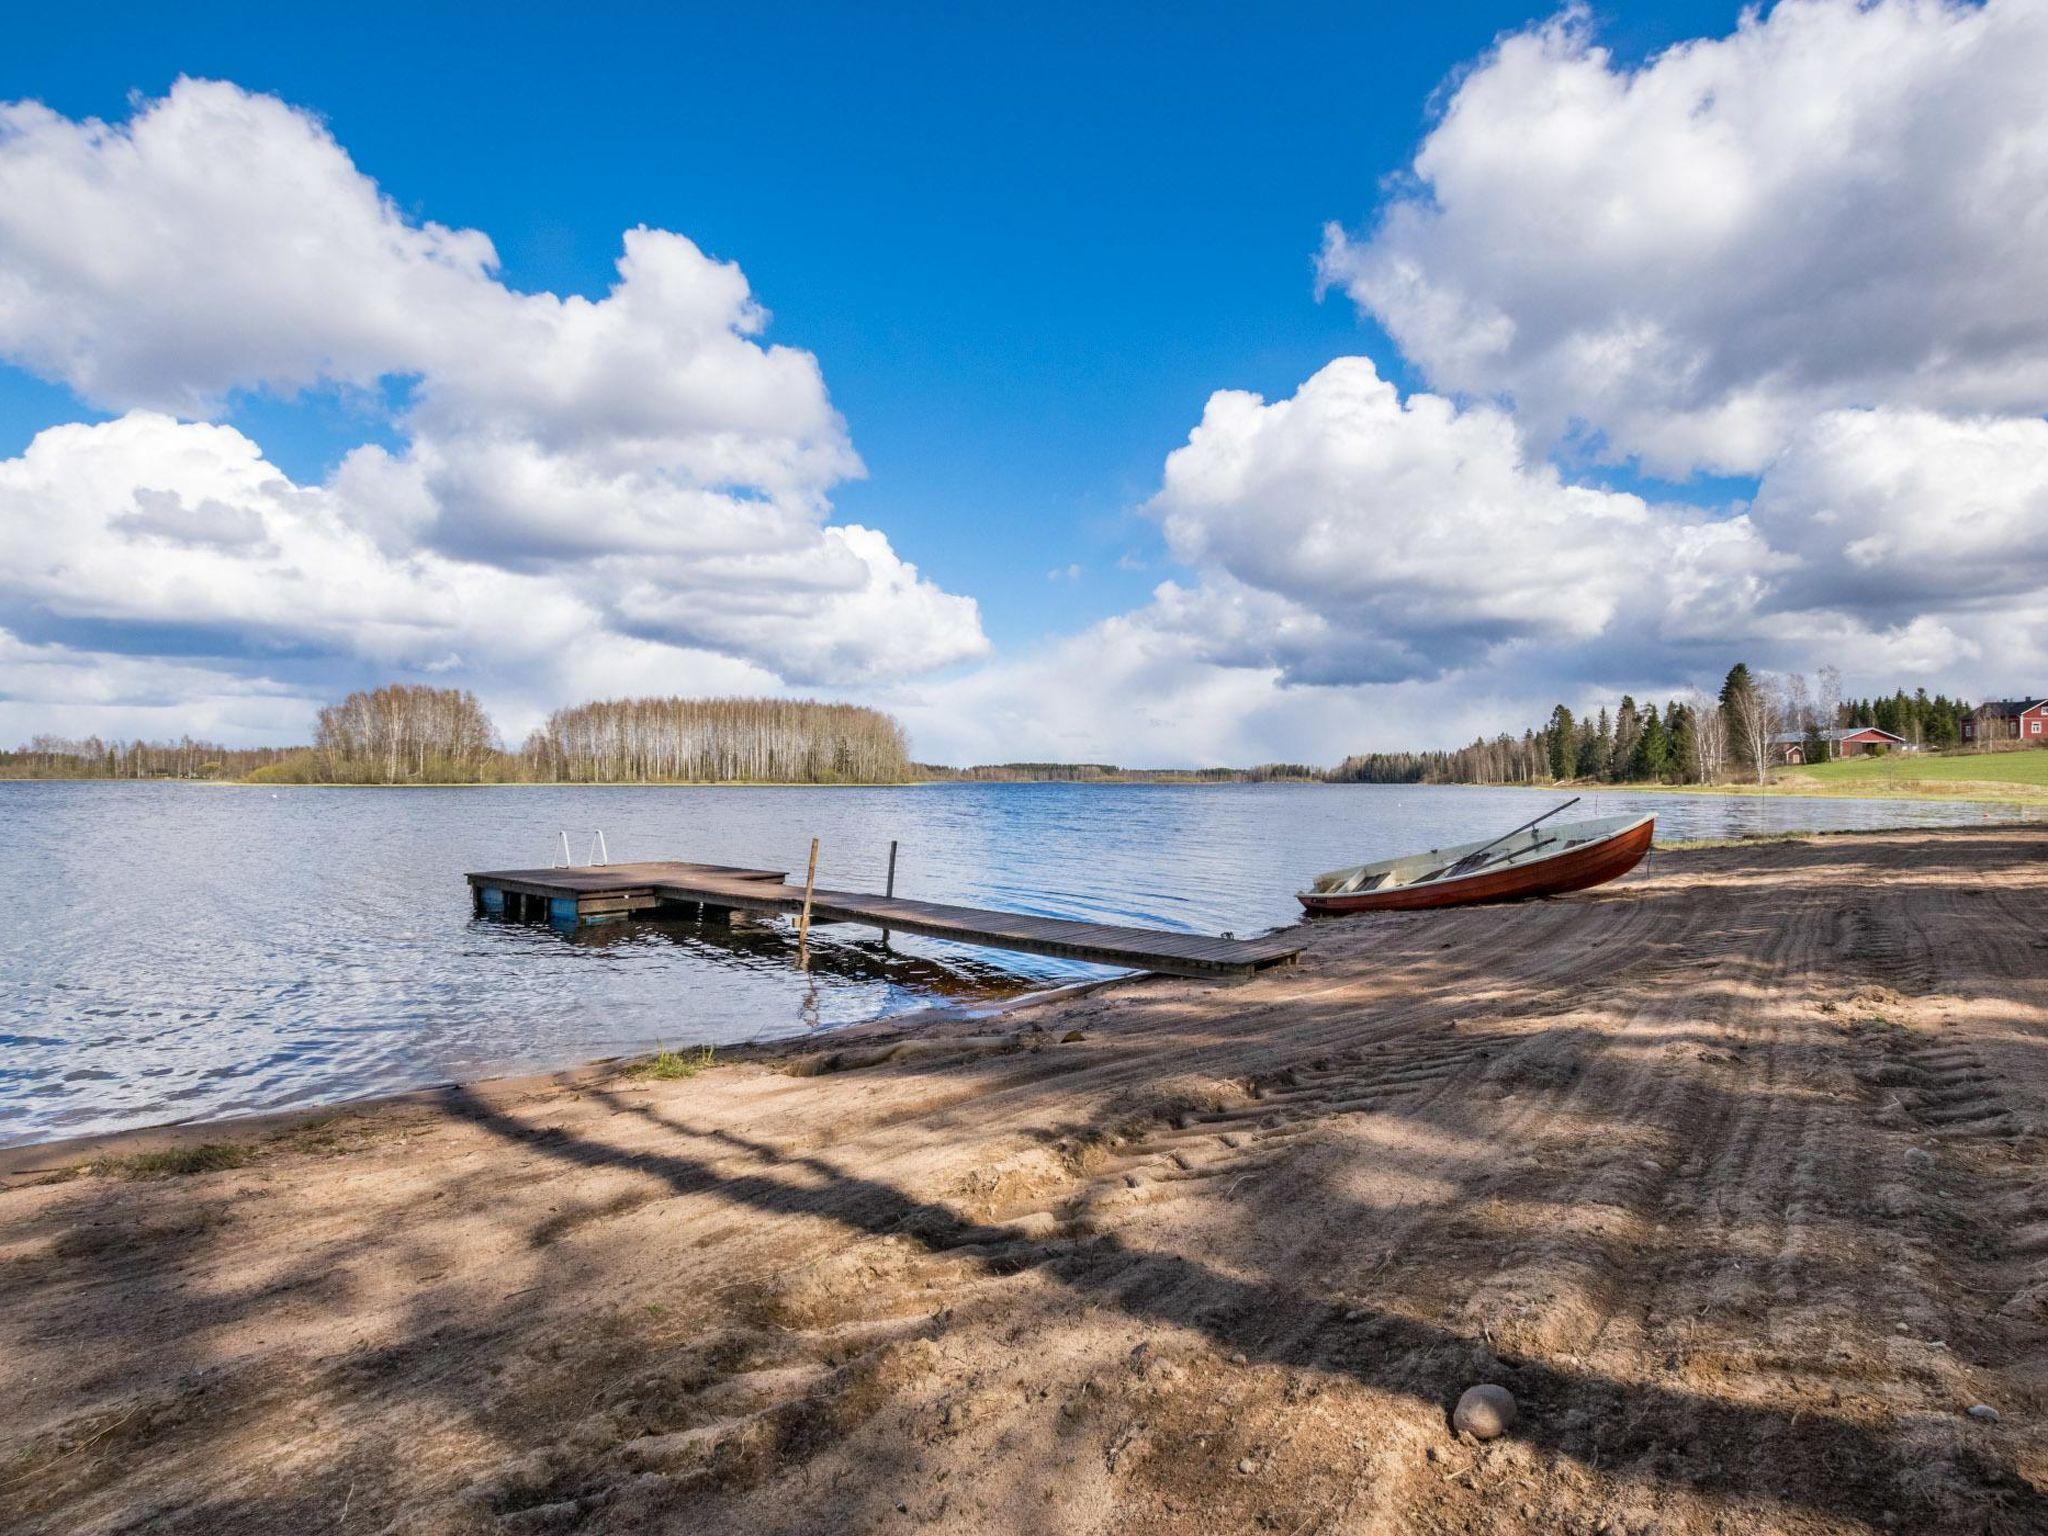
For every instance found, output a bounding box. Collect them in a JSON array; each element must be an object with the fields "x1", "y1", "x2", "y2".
[
  {"x1": 1726, "y1": 671, "x2": 1781, "y2": 785},
  {"x1": 312, "y1": 685, "x2": 499, "y2": 783},
  {"x1": 1813, "y1": 664, "x2": 1843, "y2": 762},
  {"x1": 520, "y1": 696, "x2": 913, "y2": 784},
  {"x1": 1686, "y1": 688, "x2": 1728, "y2": 782}
]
